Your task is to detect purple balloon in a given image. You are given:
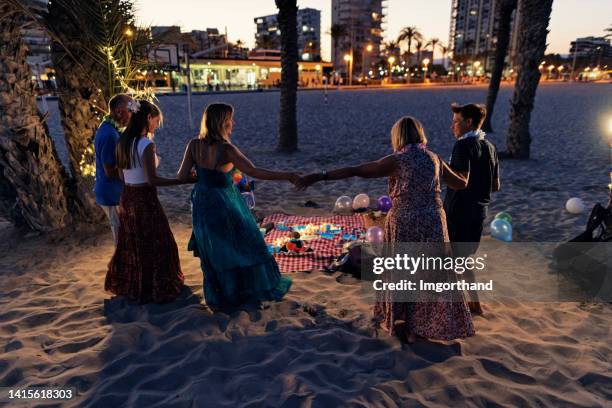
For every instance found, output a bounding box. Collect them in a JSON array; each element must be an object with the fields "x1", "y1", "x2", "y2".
[
  {"x1": 366, "y1": 226, "x2": 384, "y2": 244},
  {"x1": 377, "y1": 196, "x2": 392, "y2": 212}
]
